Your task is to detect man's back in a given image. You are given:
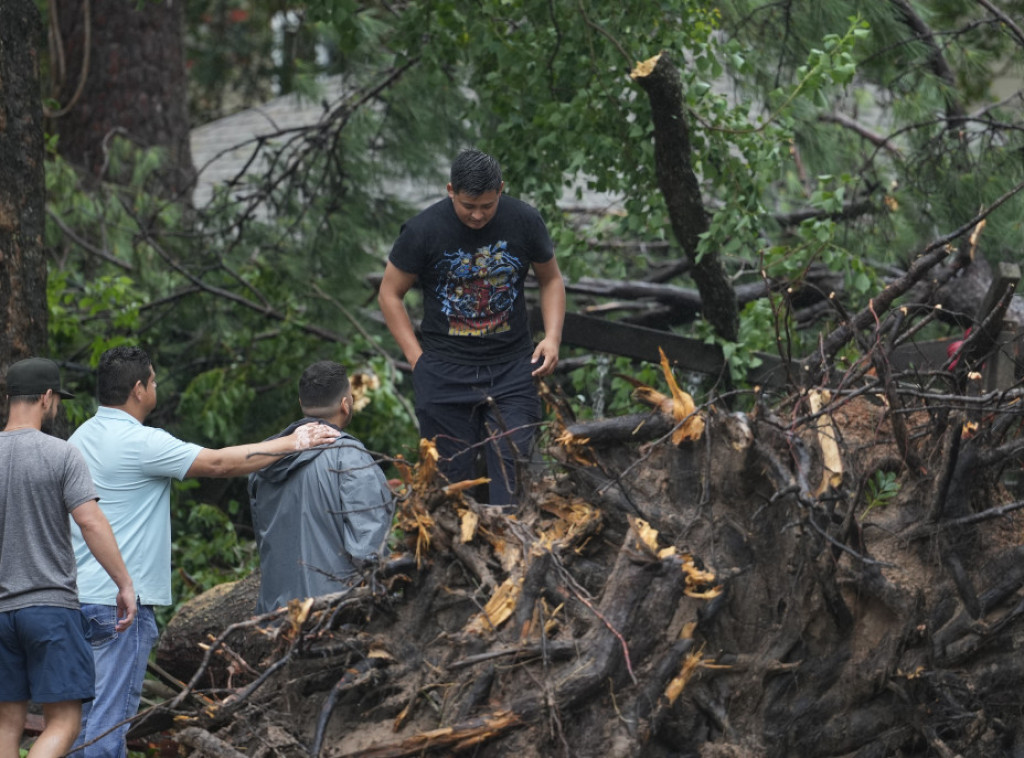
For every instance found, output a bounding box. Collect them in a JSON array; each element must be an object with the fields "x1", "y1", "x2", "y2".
[
  {"x1": 249, "y1": 426, "x2": 394, "y2": 614},
  {"x1": 0, "y1": 429, "x2": 95, "y2": 612}
]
